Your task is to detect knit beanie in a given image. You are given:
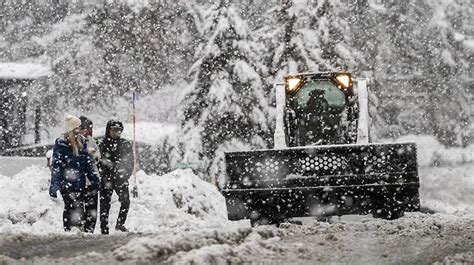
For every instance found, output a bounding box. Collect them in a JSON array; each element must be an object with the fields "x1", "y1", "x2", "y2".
[
  {"x1": 64, "y1": 114, "x2": 81, "y2": 132},
  {"x1": 79, "y1": 116, "x2": 93, "y2": 130}
]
